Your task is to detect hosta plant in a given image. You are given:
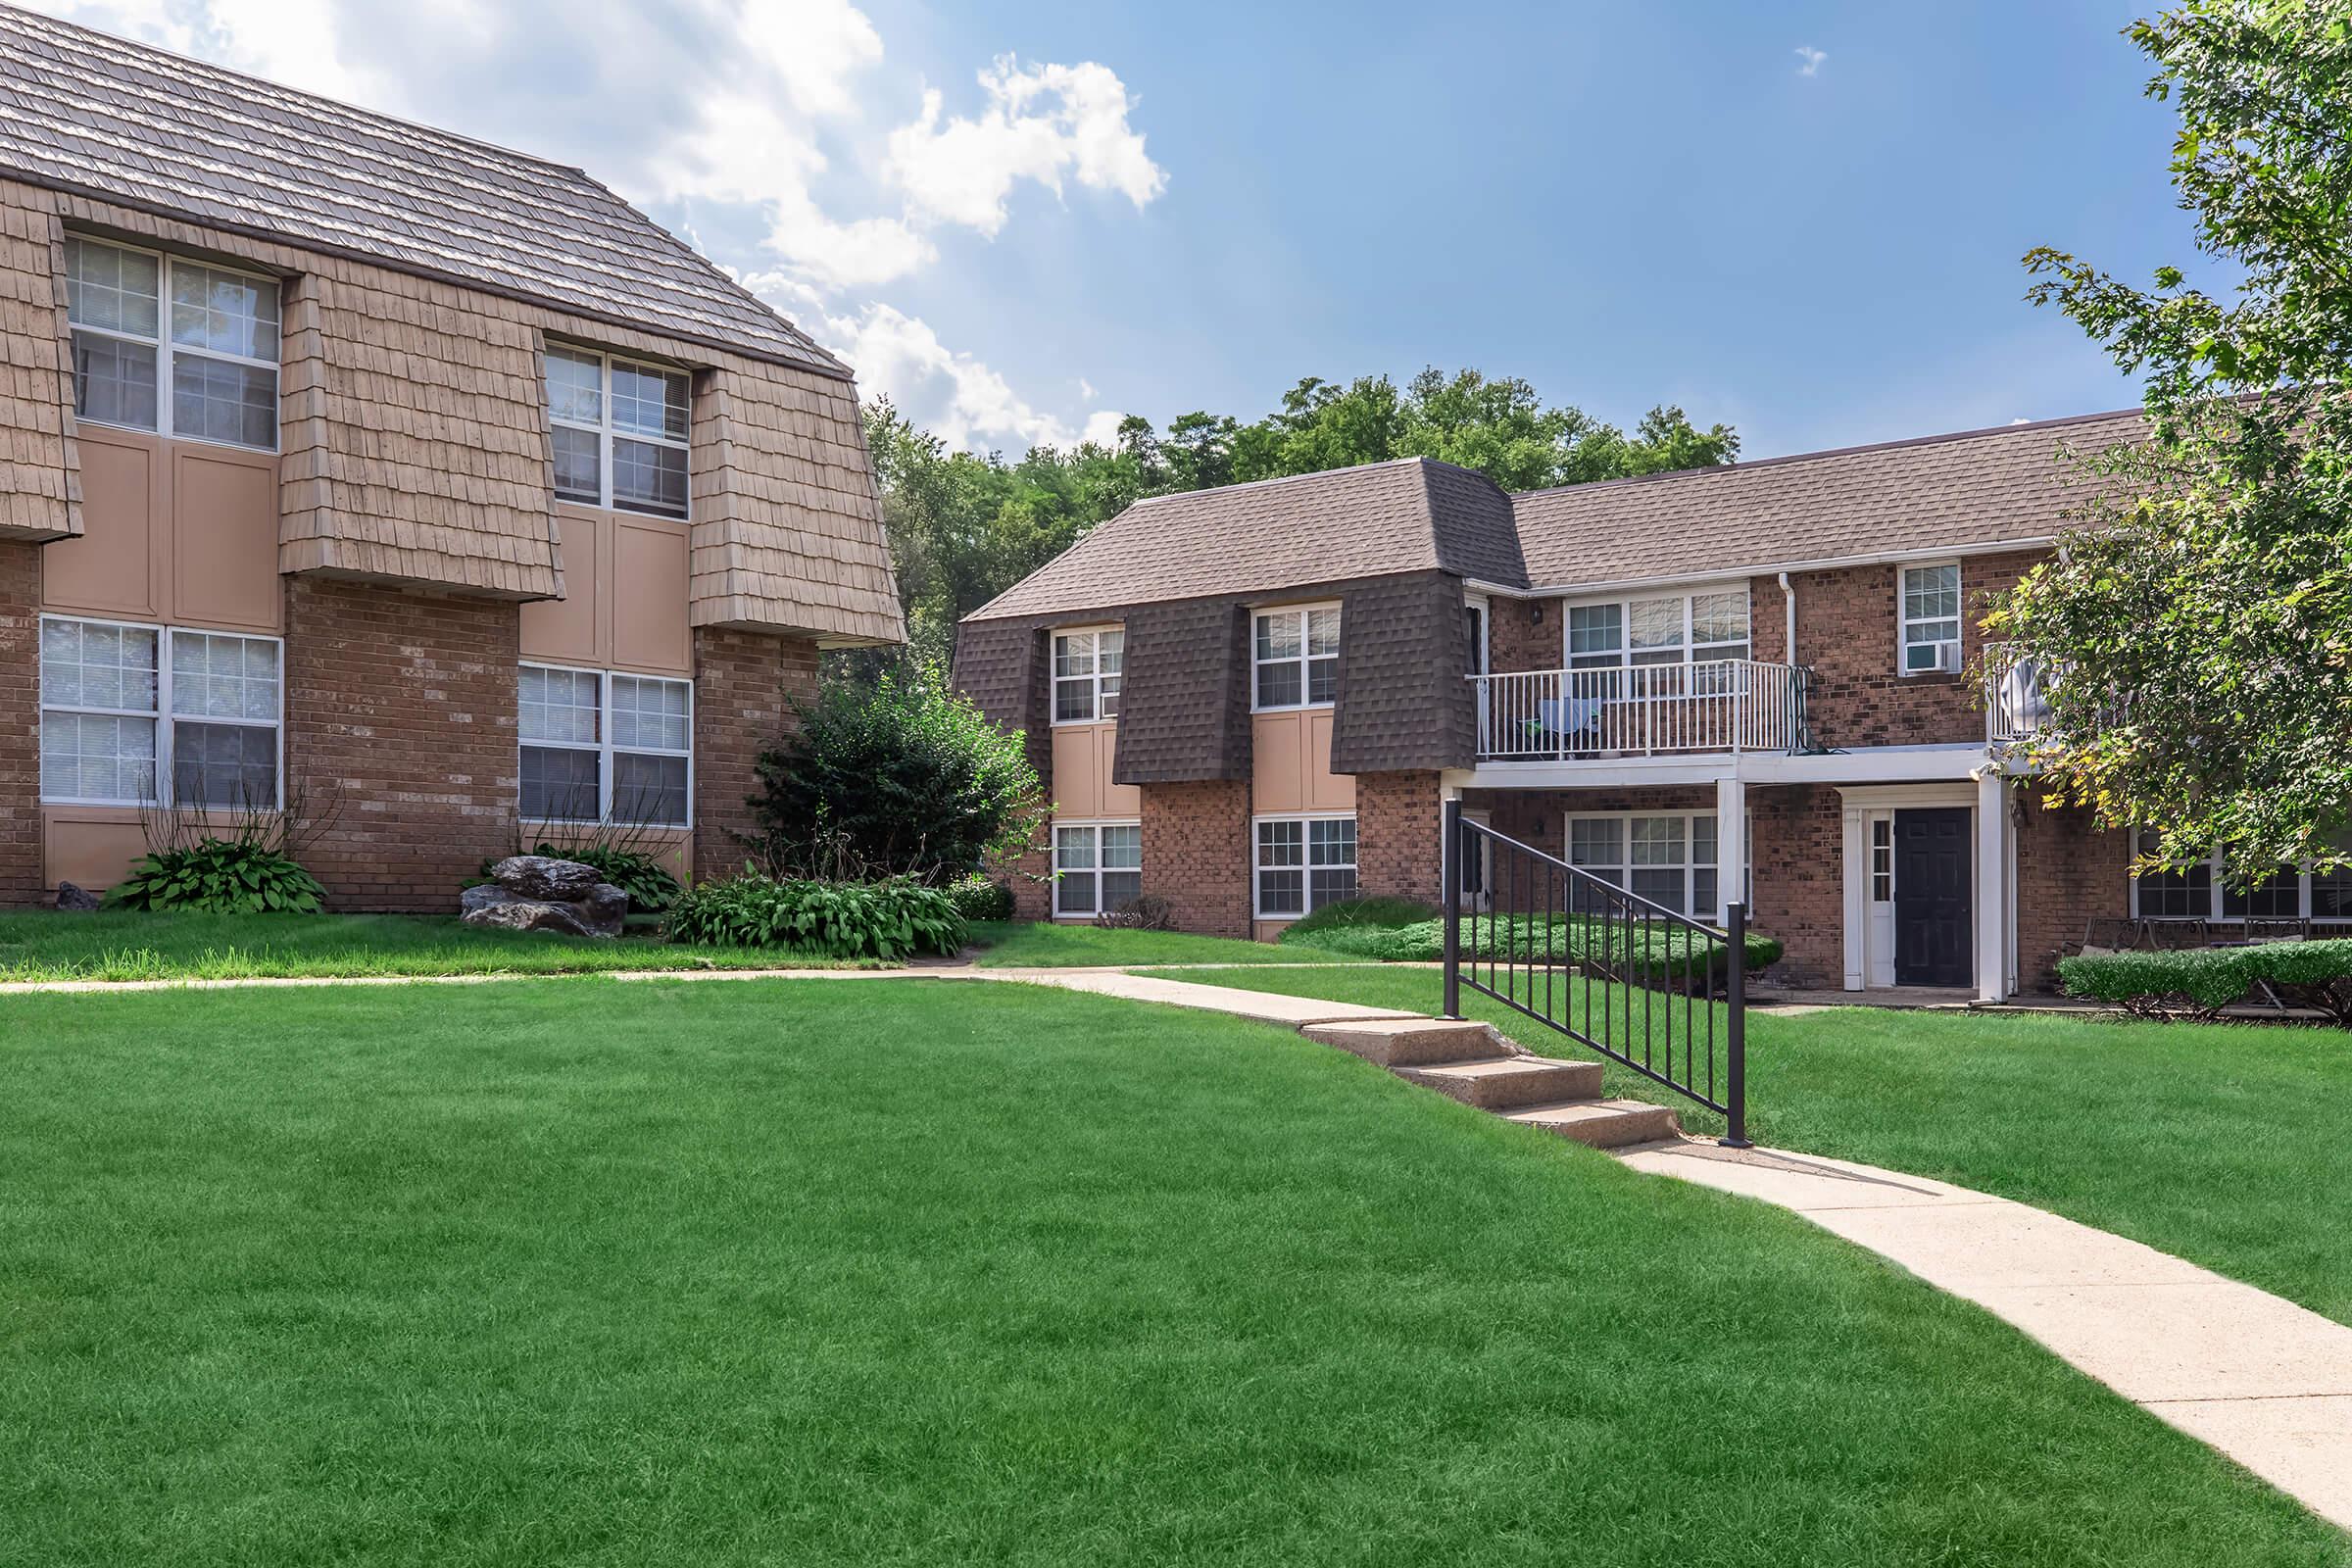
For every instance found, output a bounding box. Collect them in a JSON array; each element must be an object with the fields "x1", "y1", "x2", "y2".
[{"x1": 104, "y1": 838, "x2": 327, "y2": 914}]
